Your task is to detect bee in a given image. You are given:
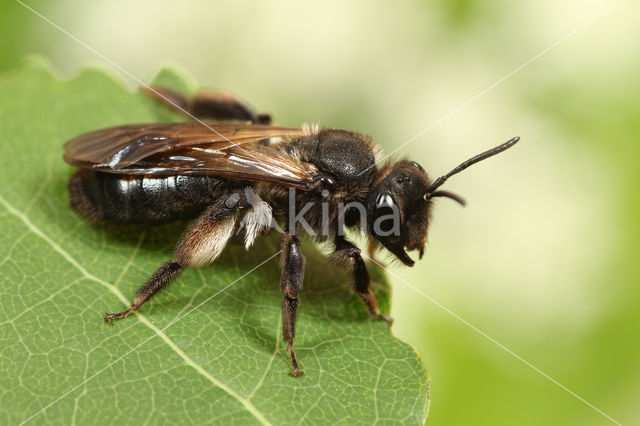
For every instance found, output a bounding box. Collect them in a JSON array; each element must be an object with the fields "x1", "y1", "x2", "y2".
[{"x1": 64, "y1": 87, "x2": 519, "y2": 376}]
